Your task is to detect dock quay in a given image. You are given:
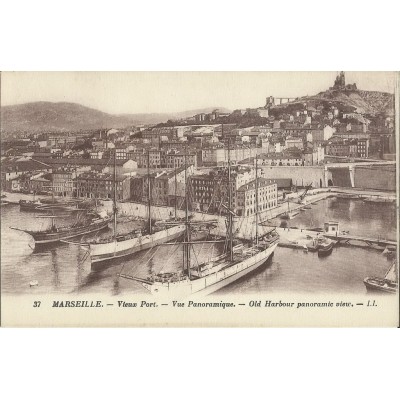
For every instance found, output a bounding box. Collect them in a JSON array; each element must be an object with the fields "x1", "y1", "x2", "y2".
[
  {"x1": 273, "y1": 227, "x2": 321, "y2": 251},
  {"x1": 323, "y1": 233, "x2": 397, "y2": 249},
  {"x1": 273, "y1": 225, "x2": 397, "y2": 253}
]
